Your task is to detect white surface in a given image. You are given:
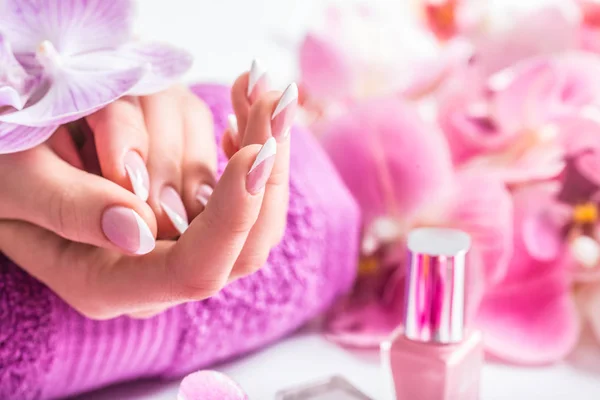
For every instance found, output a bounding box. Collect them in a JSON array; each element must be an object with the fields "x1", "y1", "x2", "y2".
[
  {"x1": 82, "y1": 1, "x2": 600, "y2": 399},
  {"x1": 84, "y1": 332, "x2": 600, "y2": 400}
]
